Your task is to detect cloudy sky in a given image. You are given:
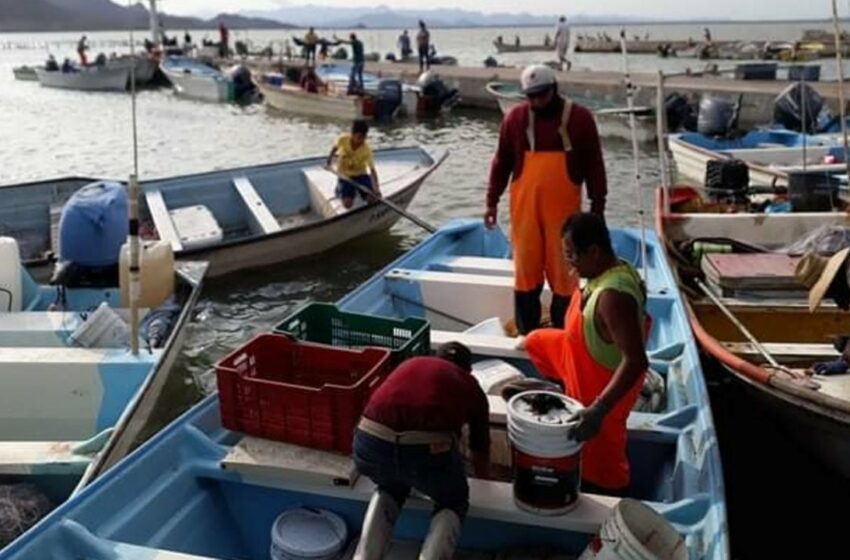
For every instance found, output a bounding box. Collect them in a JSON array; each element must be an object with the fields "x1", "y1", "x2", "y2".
[{"x1": 160, "y1": 0, "x2": 847, "y2": 21}]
